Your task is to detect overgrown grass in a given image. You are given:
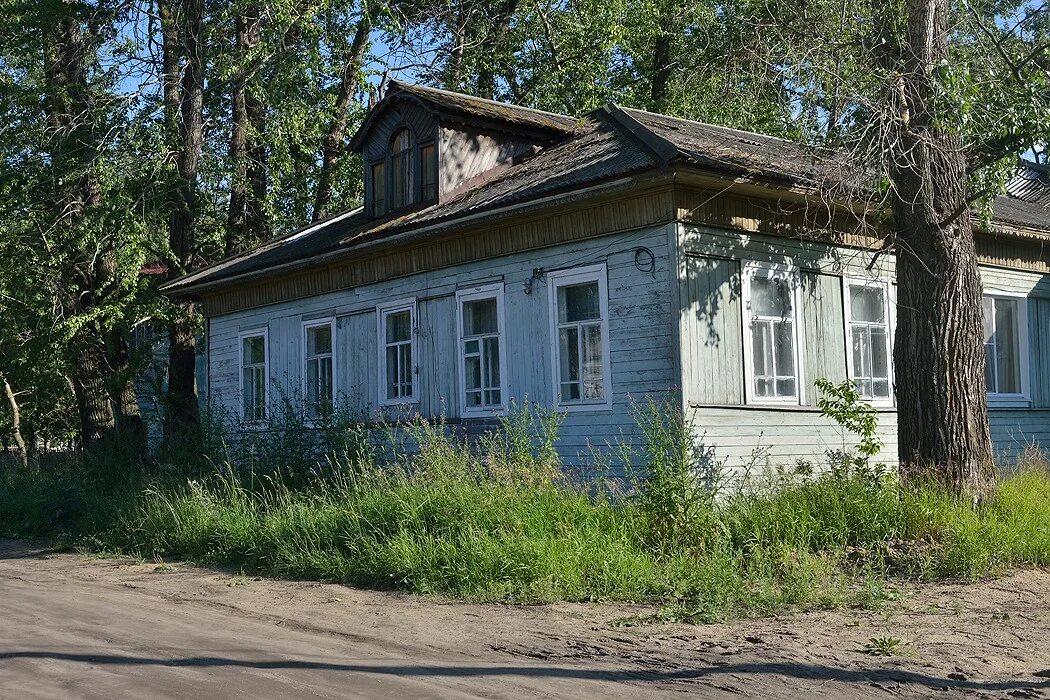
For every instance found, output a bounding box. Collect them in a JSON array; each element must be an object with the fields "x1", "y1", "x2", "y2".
[{"x1": 2, "y1": 401, "x2": 1049, "y2": 622}]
